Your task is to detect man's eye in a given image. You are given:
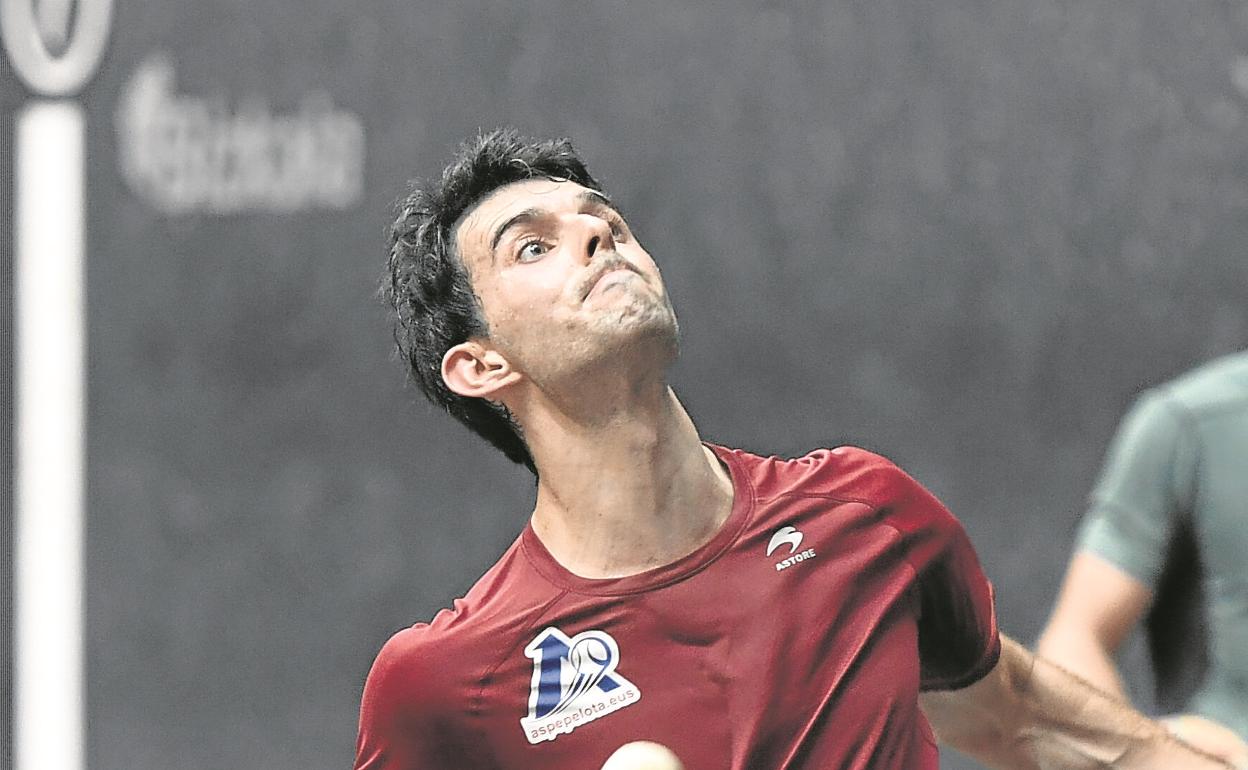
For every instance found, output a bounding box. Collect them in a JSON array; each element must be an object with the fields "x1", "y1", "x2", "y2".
[
  {"x1": 608, "y1": 218, "x2": 628, "y2": 240},
  {"x1": 518, "y1": 241, "x2": 549, "y2": 261}
]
